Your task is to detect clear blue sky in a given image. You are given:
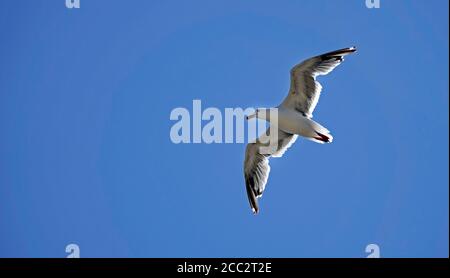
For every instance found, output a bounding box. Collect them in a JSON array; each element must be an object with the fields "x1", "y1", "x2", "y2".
[{"x1": 0, "y1": 0, "x2": 448, "y2": 258}]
